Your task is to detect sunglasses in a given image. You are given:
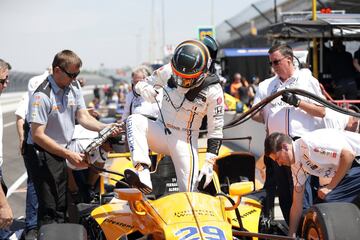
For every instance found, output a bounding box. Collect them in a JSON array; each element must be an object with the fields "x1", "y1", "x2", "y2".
[
  {"x1": 269, "y1": 57, "x2": 286, "y2": 66},
  {"x1": 0, "y1": 75, "x2": 8, "y2": 85},
  {"x1": 58, "y1": 66, "x2": 80, "y2": 79}
]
